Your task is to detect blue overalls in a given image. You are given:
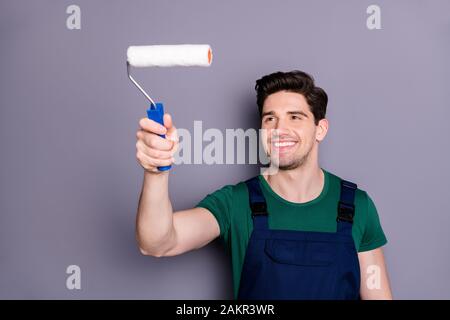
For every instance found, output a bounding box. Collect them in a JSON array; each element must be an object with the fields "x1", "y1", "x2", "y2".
[{"x1": 237, "y1": 176, "x2": 361, "y2": 300}]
